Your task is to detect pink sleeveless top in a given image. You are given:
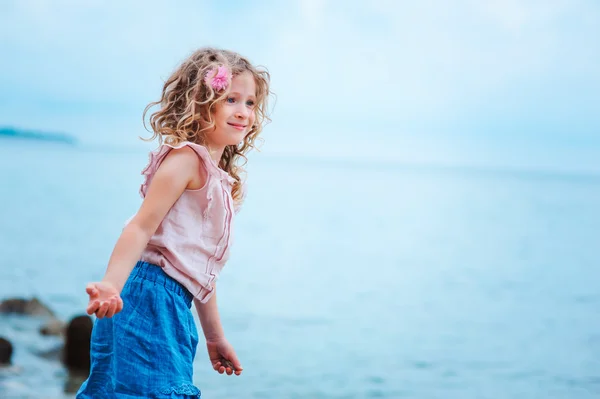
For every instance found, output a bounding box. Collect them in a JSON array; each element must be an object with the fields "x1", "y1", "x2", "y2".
[{"x1": 136, "y1": 141, "x2": 240, "y2": 303}]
